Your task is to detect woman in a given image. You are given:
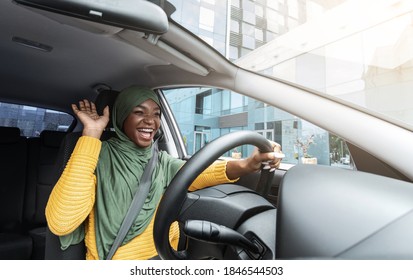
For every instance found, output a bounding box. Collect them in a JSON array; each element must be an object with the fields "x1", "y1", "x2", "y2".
[{"x1": 46, "y1": 86, "x2": 282, "y2": 260}]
